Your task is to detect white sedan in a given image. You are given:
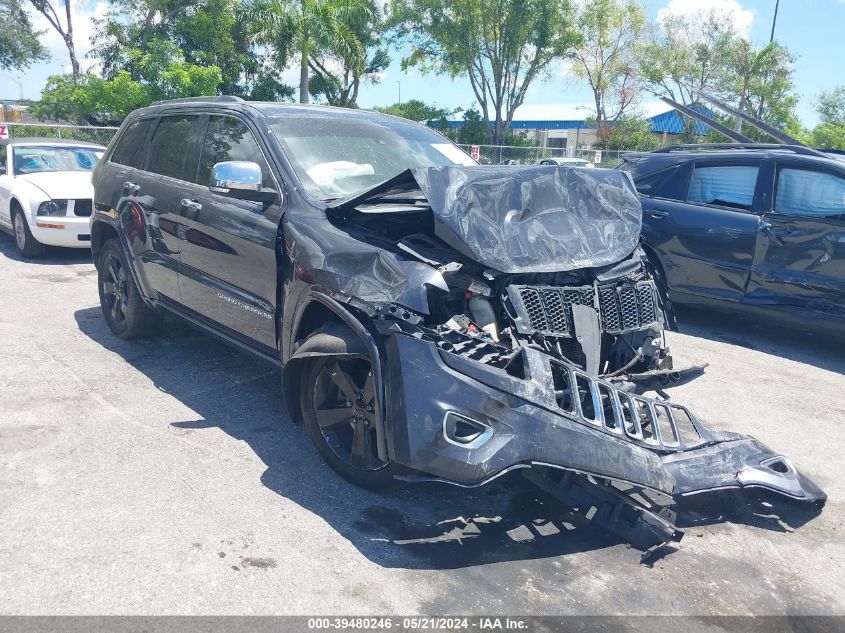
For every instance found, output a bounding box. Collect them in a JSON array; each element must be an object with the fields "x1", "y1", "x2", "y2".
[{"x1": 0, "y1": 138, "x2": 105, "y2": 258}]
